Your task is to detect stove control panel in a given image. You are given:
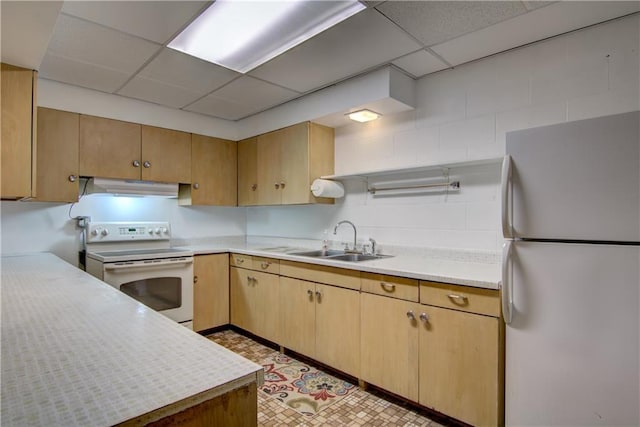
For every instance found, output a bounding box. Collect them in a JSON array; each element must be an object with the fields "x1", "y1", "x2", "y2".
[{"x1": 86, "y1": 222, "x2": 171, "y2": 243}]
